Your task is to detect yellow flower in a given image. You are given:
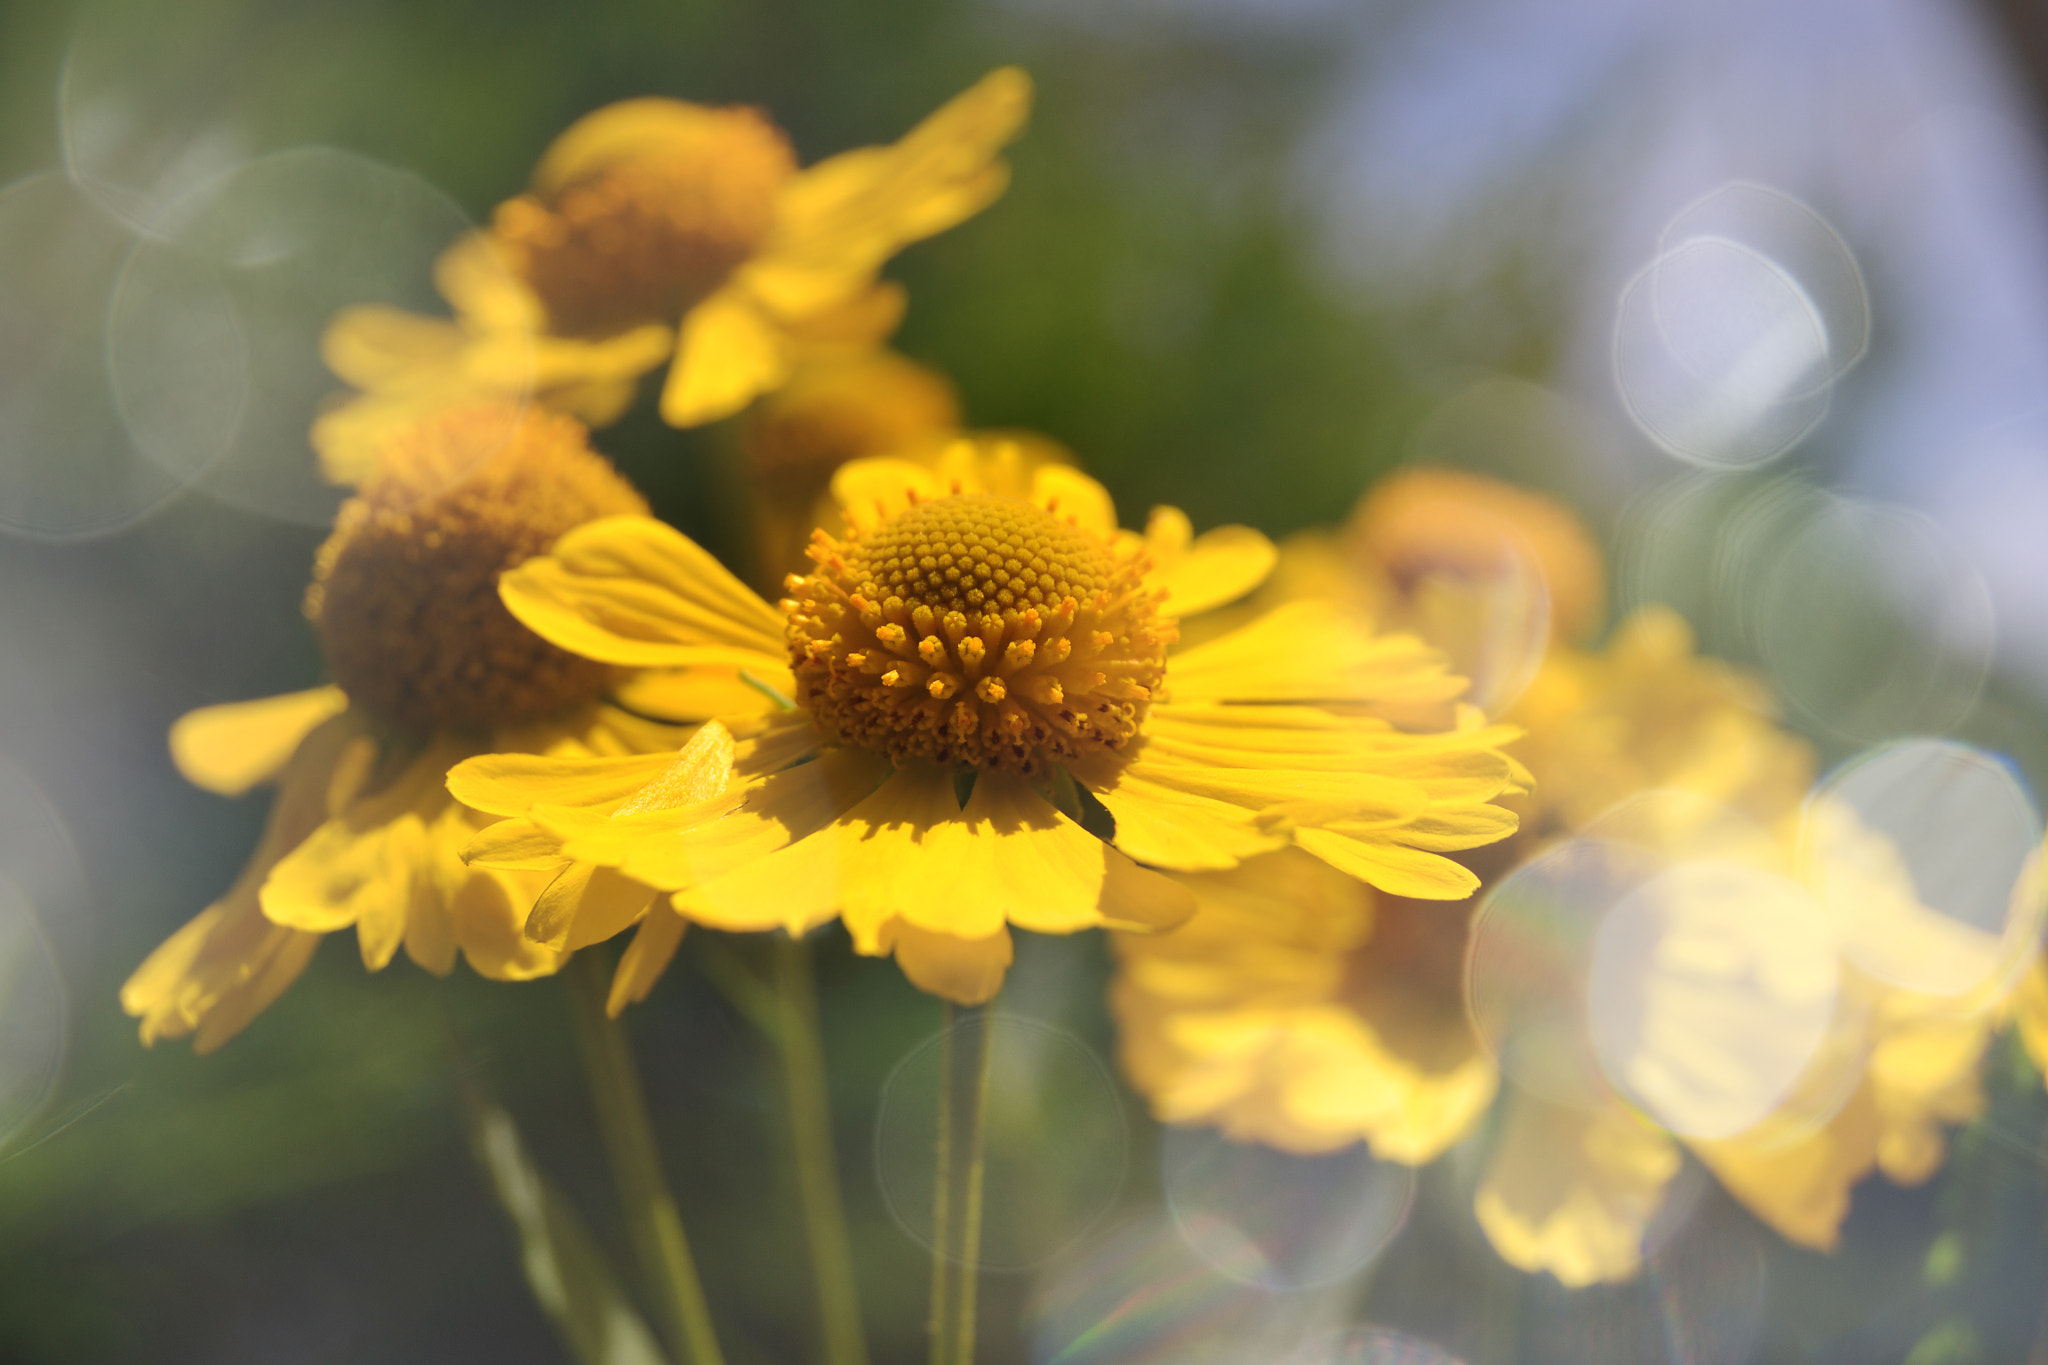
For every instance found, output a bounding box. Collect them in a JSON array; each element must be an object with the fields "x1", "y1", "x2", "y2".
[
  {"x1": 1111, "y1": 848, "x2": 1498, "y2": 1165},
  {"x1": 450, "y1": 442, "x2": 1525, "y2": 1008},
  {"x1": 313, "y1": 70, "x2": 1030, "y2": 479},
  {"x1": 1347, "y1": 465, "x2": 1607, "y2": 644},
  {"x1": 121, "y1": 404, "x2": 681, "y2": 1050},
  {"x1": 1111, "y1": 468, "x2": 2015, "y2": 1286},
  {"x1": 1473, "y1": 621, "x2": 2008, "y2": 1285}
]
